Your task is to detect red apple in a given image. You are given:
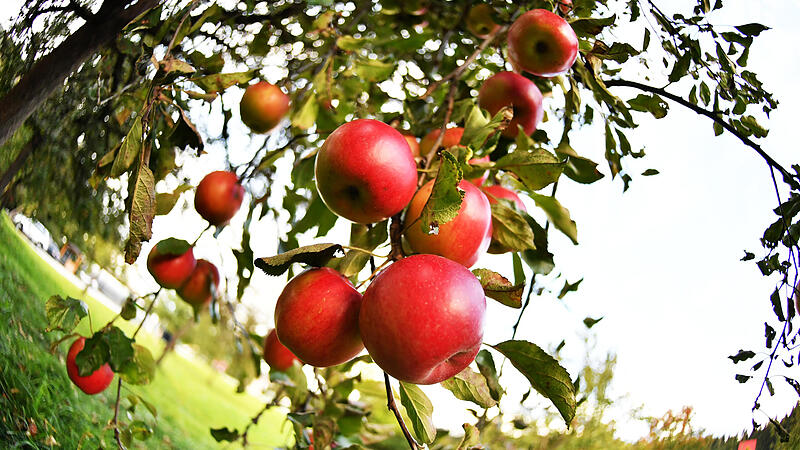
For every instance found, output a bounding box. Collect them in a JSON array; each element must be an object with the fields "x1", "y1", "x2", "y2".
[
  {"x1": 359, "y1": 254, "x2": 486, "y2": 385},
  {"x1": 66, "y1": 337, "x2": 114, "y2": 395},
  {"x1": 177, "y1": 259, "x2": 220, "y2": 306},
  {"x1": 263, "y1": 328, "x2": 301, "y2": 371},
  {"x1": 403, "y1": 134, "x2": 421, "y2": 158},
  {"x1": 315, "y1": 119, "x2": 418, "y2": 224},
  {"x1": 466, "y1": 4, "x2": 500, "y2": 39},
  {"x1": 468, "y1": 155, "x2": 492, "y2": 186},
  {"x1": 482, "y1": 184, "x2": 528, "y2": 254},
  {"x1": 239, "y1": 81, "x2": 290, "y2": 133},
  {"x1": 274, "y1": 267, "x2": 363, "y2": 367},
  {"x1": 147, "y1": 238, "x2": 196, "y2": 289},
  {"x1": 507, "y1": 9, "x2": 578, "y2": 77},
  {"x1": 419, "y1": 127, "x2": 464, "y2": 157},
  {"x1": 404, "y1": 179, "x2": 492, "y2": 267},
  {"x1": 478, "y1": 71, "x2": 544, "y2": 138},
  {"x1": 195, "y1": 171, "x2": 245, "y2": 226},
  {"x1": 558, "y1": 0, "x2": 573, "y2": 16}
]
